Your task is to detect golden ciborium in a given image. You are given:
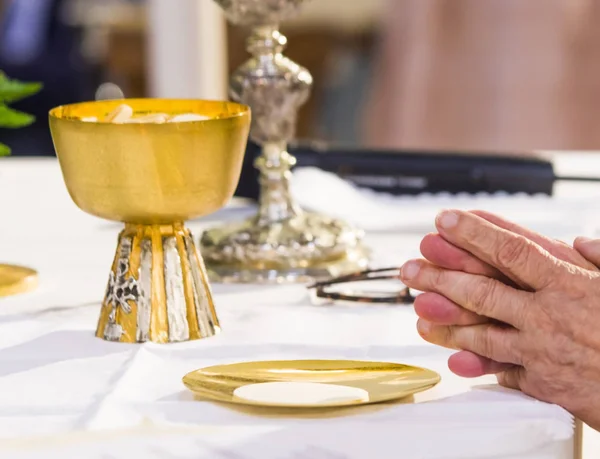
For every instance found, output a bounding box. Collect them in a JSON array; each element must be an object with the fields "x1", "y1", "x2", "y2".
[{"x1": 49, "y1": 99, "x2": 251, "y2": 344}]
